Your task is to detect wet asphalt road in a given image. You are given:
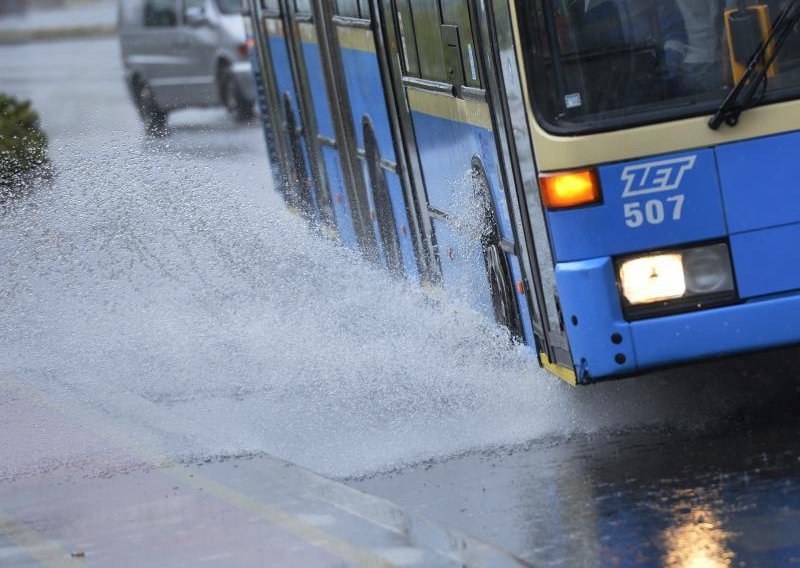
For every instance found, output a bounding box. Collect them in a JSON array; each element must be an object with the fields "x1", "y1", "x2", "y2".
[
  {"x1": 2, "y1": 36, "x2": 800, "y2": 567},
  {"x1": 354, "y1": 354, "x2": 800, "y2": 566}
]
